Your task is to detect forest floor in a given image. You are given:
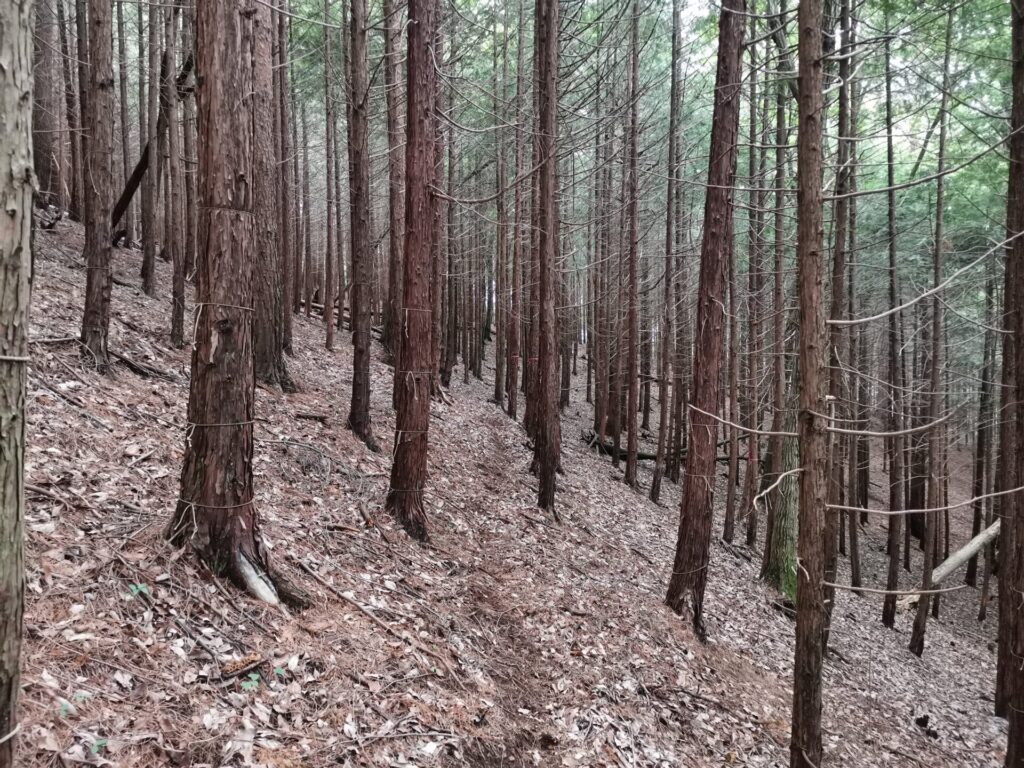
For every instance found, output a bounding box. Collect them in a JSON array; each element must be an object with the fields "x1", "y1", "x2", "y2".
[{"x1": 18, "y1": 217, "x2": 1006, "y2": 767}]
